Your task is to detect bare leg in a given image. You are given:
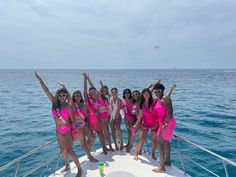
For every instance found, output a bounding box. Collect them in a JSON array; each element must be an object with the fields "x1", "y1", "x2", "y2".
[
  {"x1": 84, "y1": 126, "x2": 95, "y2": 151},
  {"x1": 128, "y1": 119, "x2": 136, "y2": 152},
  {"x1": 152, "y1": 136, "x2": 166, "y2": 173},
  {"x1": 96, "y1": 130, "x2": 107, "y2": 154},
  {"x1": 165, "y1": 142, "x2": 171, "y2": 166},
  {"x1": 57, "y1": 132, "x2": 70, "y2": 173},
  {"x1": 77, "y1": 128, "x2": 98, "y2": 162},
  {"x1": 151, "y1": 130, "x2": 157, "y2": 160},
  {"x1": 110, "y1": 120, "x2": 119, "y2": 150},
  {"x1": 116, "y1": 116, "x2": 123, "y2": 150},
  {"x1": 104, "y1": 119, "x2": 115, "y2": 151},
  {"x1": 133, "y1": 128, "x2": 148, "y2": 160},
  {"x1": 65, "y1": 132, "x2": 83, "y2": 177}
]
